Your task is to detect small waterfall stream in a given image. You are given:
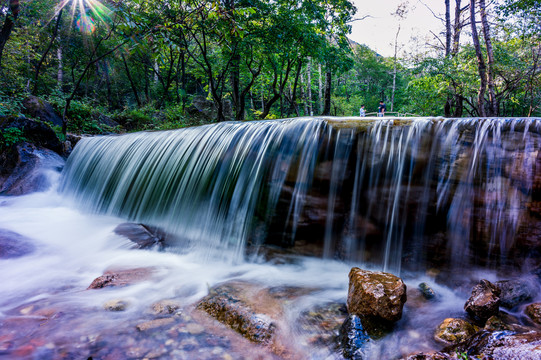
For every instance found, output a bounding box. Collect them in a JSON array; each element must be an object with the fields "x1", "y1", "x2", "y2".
[{"x1": 59, "y1": 117, "x2": 541, "y2": 273}]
